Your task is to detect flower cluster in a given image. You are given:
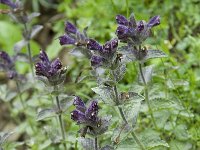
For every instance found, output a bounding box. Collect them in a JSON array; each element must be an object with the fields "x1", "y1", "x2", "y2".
[
  {"x1": 71, "y1": 96, "x2": 100, "y2": 127},
  {"x1": 0, "y1": 51, "x2": 17, "y2": 79},
  {"x1": 59, "y1": 22, "x2": 88, "y2": 47},
  {"x1": 71, "y1": 96, "x2": 109, "y2": 137},
  {"x1": 87, "y1": 38, "x2": 118, "y2": 68},
  {"x1": 35, "y1": 50, "x2": 66, "y2": 85},
  {"x1": 115, "y1": 14, "x2": 160, "y2": 45}
]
